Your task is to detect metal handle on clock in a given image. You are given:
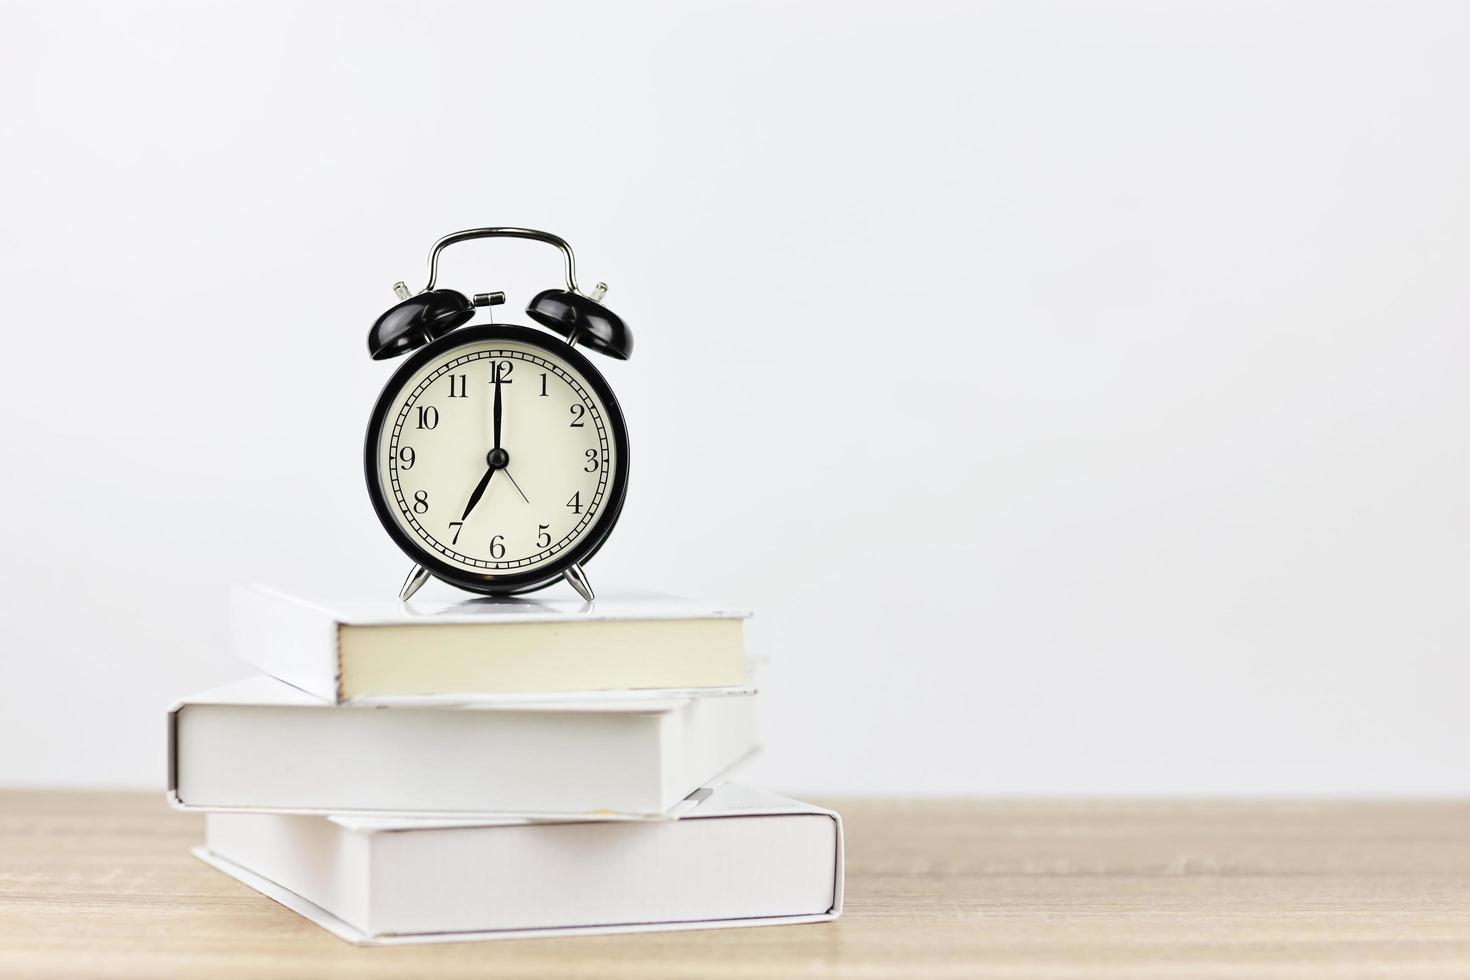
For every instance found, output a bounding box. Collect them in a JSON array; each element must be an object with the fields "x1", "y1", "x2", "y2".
[{"x1": 422, "y1": 227, "x2": 581, "y2": 295}]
